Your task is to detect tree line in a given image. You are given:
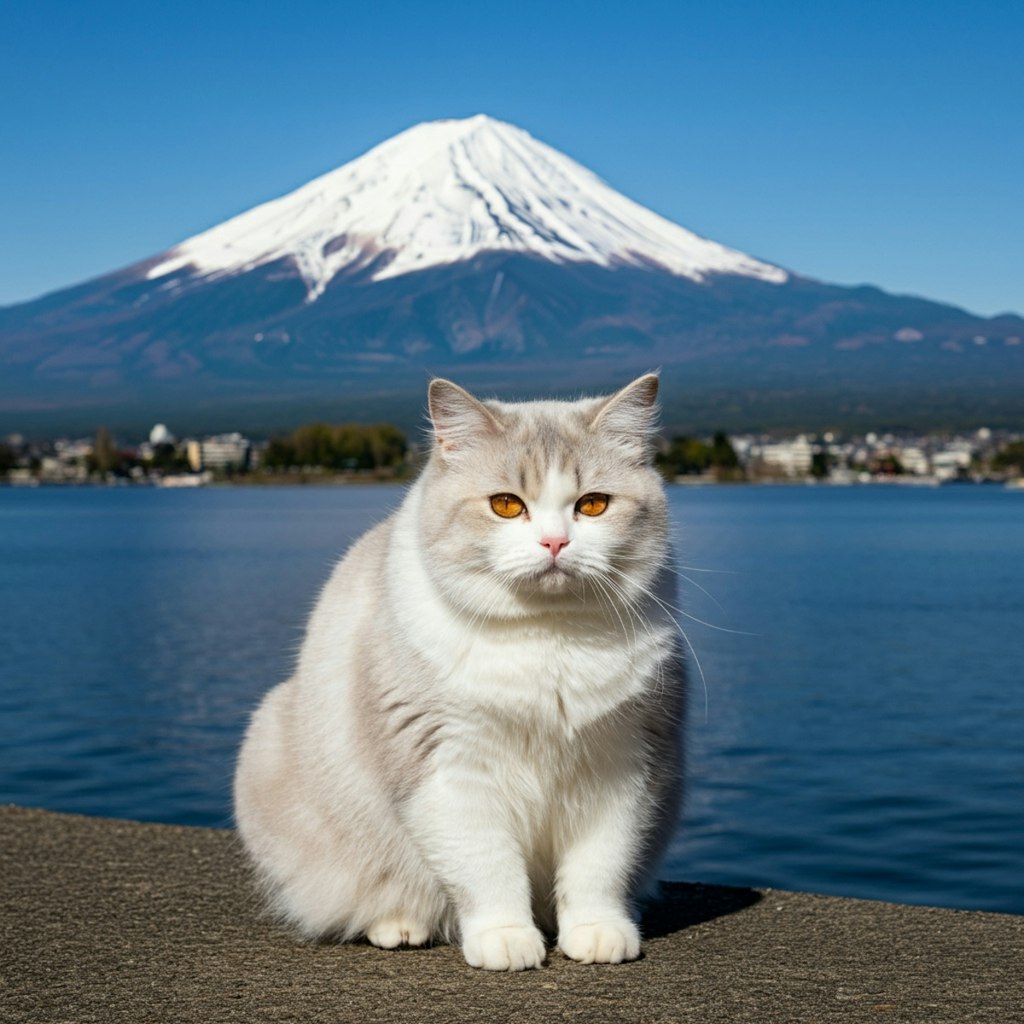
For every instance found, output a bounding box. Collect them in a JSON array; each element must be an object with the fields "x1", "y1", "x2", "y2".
[
  {"x1": 262, "y1": 422, "x2": 408, "y2": 472},
  {"x1": 655, "y1": 432, "x2": 743, "y2": 481}
]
